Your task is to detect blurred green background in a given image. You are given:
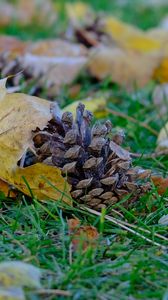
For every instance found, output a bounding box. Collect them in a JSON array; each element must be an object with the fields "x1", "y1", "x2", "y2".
[{"x1": 1, "y1": 0, "x2": 168, "y2": 40}]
